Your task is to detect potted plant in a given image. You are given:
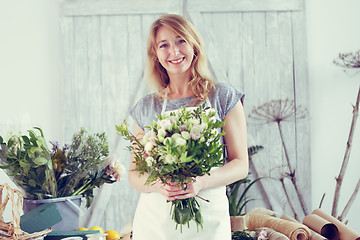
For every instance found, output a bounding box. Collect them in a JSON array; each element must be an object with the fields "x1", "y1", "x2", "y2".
[
  {"x1": 227, "y1": 145, "x2": 264, "y2": 231},
  {"x1": 0, "y1": 127, "x2": 125, "y2": 230}
]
